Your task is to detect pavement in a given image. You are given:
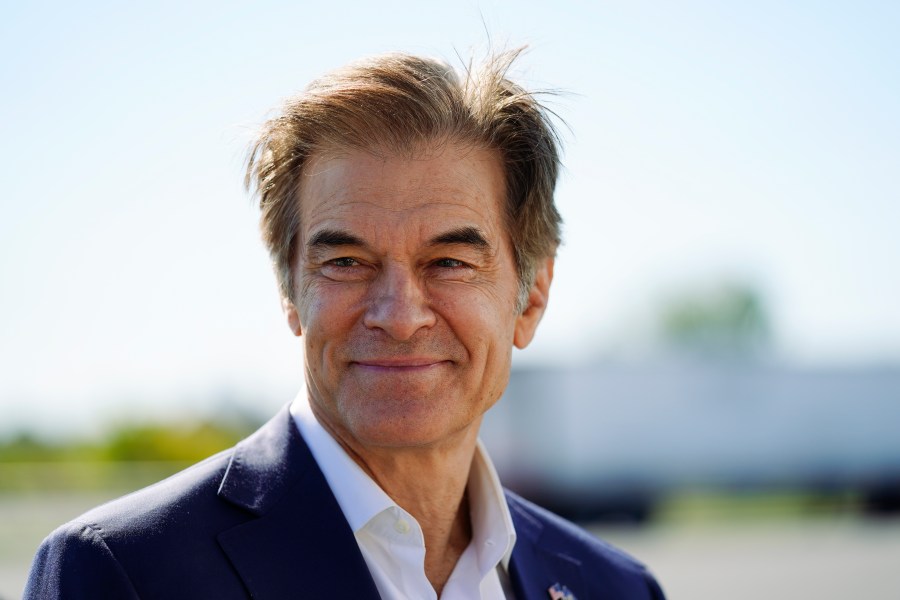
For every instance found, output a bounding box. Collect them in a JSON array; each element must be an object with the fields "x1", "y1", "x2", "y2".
[
  {"x1": 595, "y1": 518, "x2": 900, "y2": 599},
  {"x1": 2, "y1": 492, "x2": 899, "y2": 599}
]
